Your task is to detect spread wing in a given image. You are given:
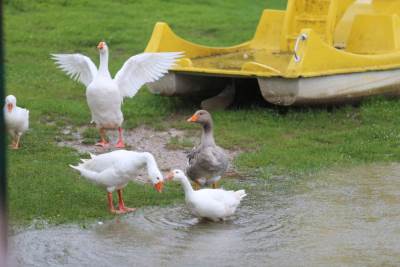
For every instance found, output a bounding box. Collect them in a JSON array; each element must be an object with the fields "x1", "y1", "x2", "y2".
[
  {"x1": 51, "y1": 53, "x2": 97, "y2": 87},
  {"x1": 114, "y1": 52, "x2": 183, "y2": 98},
  {"x1": 187, "y1": 146, "x2": 200, "y2": 165}
]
